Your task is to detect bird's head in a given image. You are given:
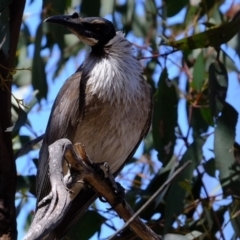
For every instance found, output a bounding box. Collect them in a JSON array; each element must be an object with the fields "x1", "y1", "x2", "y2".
[{"x1": 44, "y1": 12, "x2": 116, "y2": 48}]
